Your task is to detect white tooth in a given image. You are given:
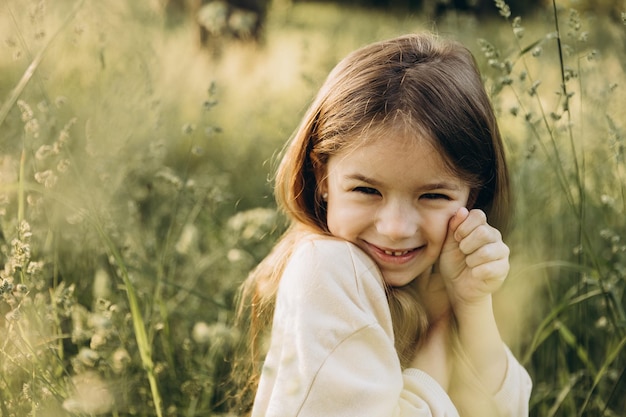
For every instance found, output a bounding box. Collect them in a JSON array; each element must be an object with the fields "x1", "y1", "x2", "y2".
[{"x1": 384, "y1": 250, "x2": 408, "y2": 256}]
